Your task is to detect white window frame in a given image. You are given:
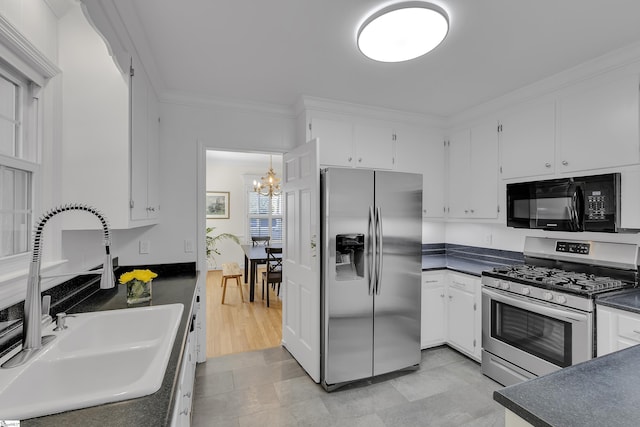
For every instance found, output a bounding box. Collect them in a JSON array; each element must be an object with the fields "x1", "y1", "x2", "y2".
[
  {"x1": 244, "y1": 175, "x2": 283, "y2": 244},
  {"x1": 0, "y1": 66, "x2": 39, "y2": 271},
  {"x1": 0, "y1": 16, "x2": 61, "y2": 294}
]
